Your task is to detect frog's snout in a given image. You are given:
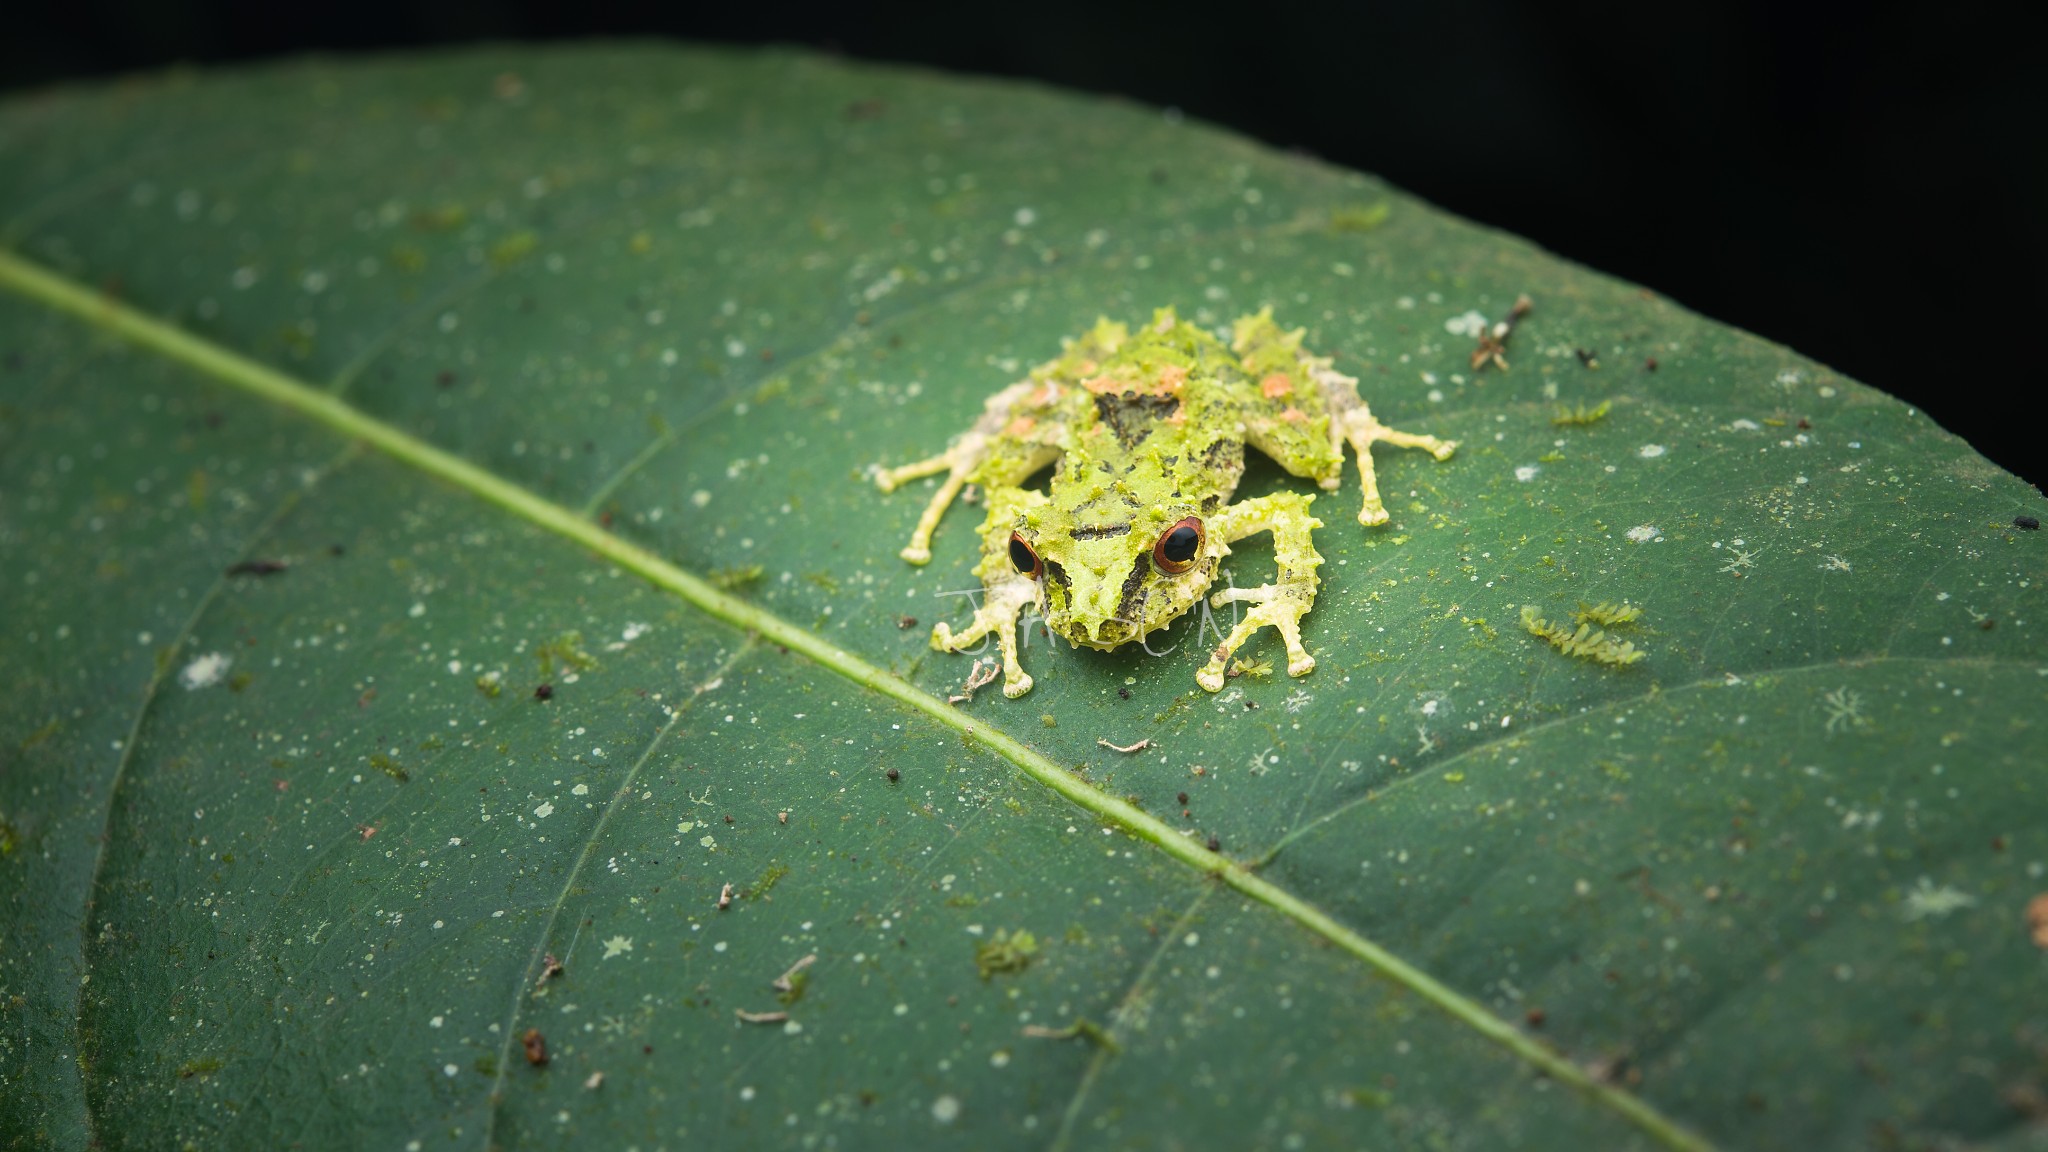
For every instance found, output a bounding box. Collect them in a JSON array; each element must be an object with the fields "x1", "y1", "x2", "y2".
[{"x1": 1078, "y1": 614, "x2": 1135, "y2": 650}]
